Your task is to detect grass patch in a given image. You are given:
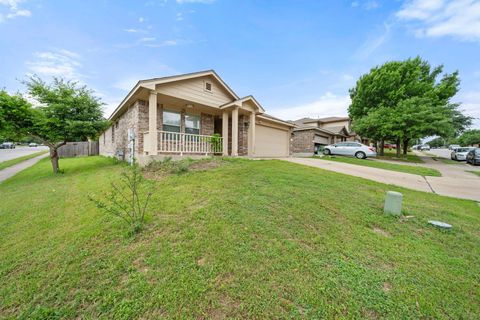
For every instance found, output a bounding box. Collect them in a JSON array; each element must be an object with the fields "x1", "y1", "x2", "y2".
[
  {"x1": 467, "y1": 170, "x2": 480, "y2": 177},
  {"x1": 432, "y1": 157, "x2": 460, "y2": 165},
  {"x1": 143, "y1": 156, "x2": 226, "y2": 179},
  {"x1": 315, "y1": 155, "x2": 441, "y2": 177},
  {"x1": 376, "y1": 151, "x2": 423, "y2": 163},
  {"x1": 0, "y1": 156, "x2": 479, "y2": 318},
  {"x1": 0, "y1": 150, "x2": 48, "y2": 170}
]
